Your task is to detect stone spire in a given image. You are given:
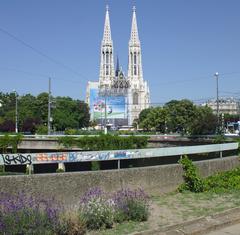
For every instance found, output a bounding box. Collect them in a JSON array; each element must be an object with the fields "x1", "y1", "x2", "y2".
[
  {"x1": 129, "y1": 6, "x2": 140, "y2": 46},
  {"x1": 115, "y1": 56, "x2": 120, "y2": 76},
  {"x1": 127, "y1": 6, "x2": 150, "y2": 125},
  {"x1": 99, "y1": 5, "x2": 115, "y2": 87},
  {"x1": 102, "y1": 5, "x2": 112, "y2": 44},
  {"x1": 128, "y1": 6, "x2": 143, "y2": 80}
]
